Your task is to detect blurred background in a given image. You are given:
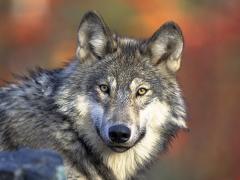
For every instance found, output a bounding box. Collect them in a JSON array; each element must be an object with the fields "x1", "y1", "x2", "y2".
[{"x1": 0, "y1": 0, "x2": 239, "y2": 179}]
